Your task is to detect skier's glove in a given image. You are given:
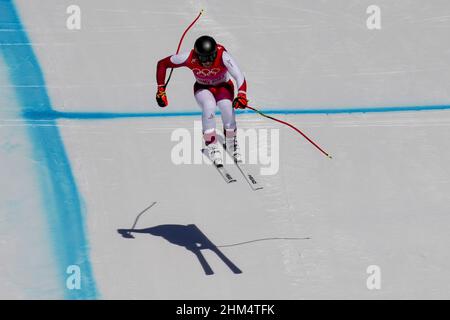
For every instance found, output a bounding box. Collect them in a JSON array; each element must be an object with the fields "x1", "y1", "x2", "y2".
[
  {"x1": 232, "y1": 92, "x2": 248, "y2": 109},
  {"x1": 117, "y1": 229, "x2": 135, "y2": 239},
  {"x1": 156, "y1": 86, "x2": 168, "y2": 107}
]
